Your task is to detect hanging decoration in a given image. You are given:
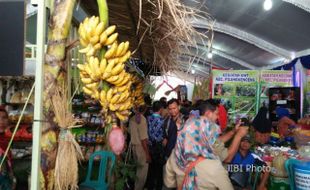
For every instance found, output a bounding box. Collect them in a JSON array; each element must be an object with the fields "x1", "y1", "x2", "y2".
[
  {"x1": 77, "y1": 2, "x2": 134, "y2": 123},
  {"x1": 77, "y1": 0, "x2": 146, "y2": 157},
  {"x1": 51, "y1": 86, "x2": 83, "y2": 190},
  {"x1": 134, "y1": 0, "x2": 213, "y2": 73}
]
